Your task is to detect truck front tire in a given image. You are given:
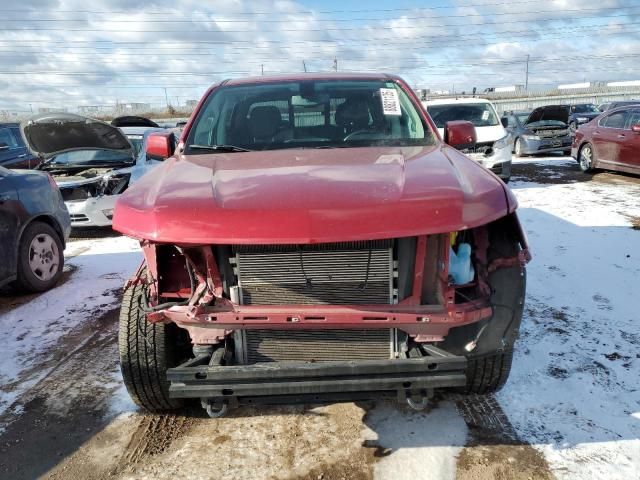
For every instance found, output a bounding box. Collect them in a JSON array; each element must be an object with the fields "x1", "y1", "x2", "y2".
[
  {"x1": 464, "y1": 351, "x2": 514, "y2": 394},
  {"x1": 118, "y1": 279, "x2": 184, "y2": 412}
]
